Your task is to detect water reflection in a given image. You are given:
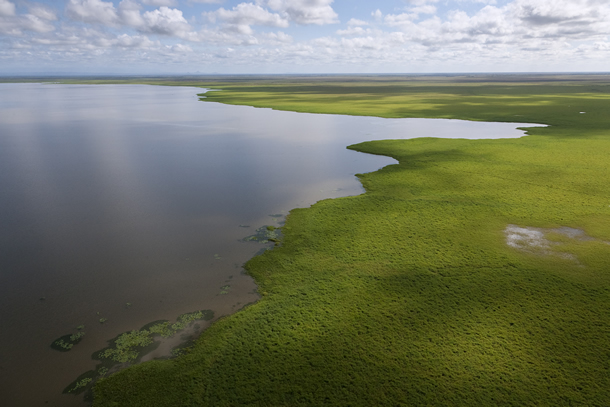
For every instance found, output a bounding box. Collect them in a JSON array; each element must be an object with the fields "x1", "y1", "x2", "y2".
[{"x1": 0, "y1": 83, "x2": 540, "y2": 406}]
